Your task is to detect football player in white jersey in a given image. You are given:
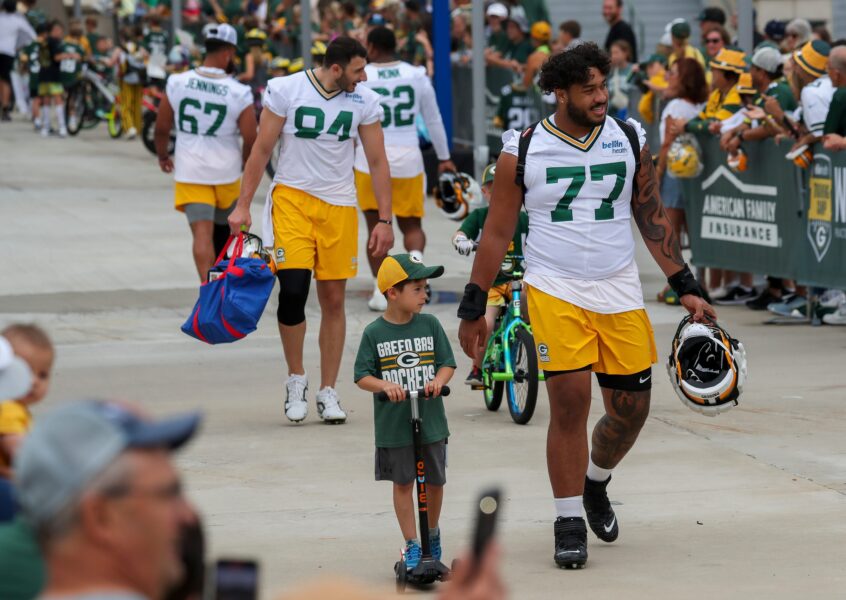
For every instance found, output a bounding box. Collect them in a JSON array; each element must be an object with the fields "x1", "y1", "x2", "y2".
[
  {"x1": 458, "y1": 42, "x2": 716, "y2": 569},
  {"x1": 228, "y1": 37, "x2": 394, "y2": 425},
  {"x1": 355, "y1": 26, "x2": 456, "y2": 311},
  {"x1": 154, "y1": 24, "x2": 257, "y2": 282}
]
